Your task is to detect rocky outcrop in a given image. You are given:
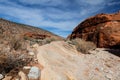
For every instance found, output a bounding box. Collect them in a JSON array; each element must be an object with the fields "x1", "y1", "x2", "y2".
[
  {"x1": 68, "y1": 12, "x2": 120, "y2": 48},
  {"x1": 24, "y1": 32, "x2": 50, "y2": 39}
]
